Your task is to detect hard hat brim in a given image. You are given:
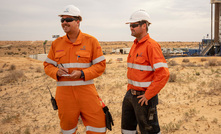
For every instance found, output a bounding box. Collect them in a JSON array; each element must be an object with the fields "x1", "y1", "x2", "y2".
[
  {"x1": 125, "y1": 20, "x2": 140, "y2": 24},
  {"x1": 58, "y1": 13, "x2": 76, "y2": 17},
  {"x1": 125, "y1": 20, "x2": 151, "y2": 24}
]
